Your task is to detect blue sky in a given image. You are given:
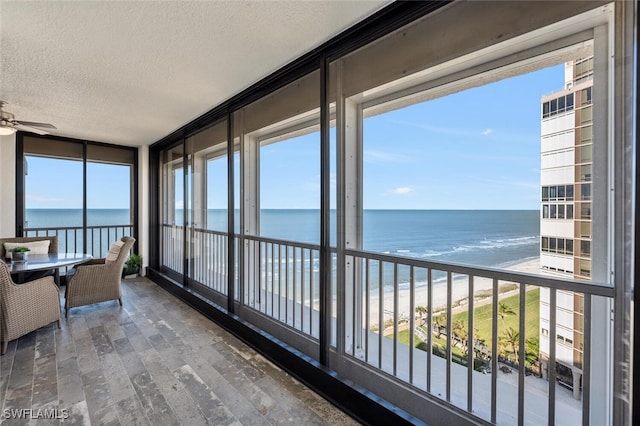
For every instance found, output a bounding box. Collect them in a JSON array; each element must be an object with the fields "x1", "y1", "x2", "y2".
[
  {"x1": 259, "y1": 63, "x2": 564, "y2": 210},
  {"x1": 26, "y1": 63, "x2": 564, "y2": 211},
  {"x1": 26, "y1": 157, "x2": 131, "y2": 209}
]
